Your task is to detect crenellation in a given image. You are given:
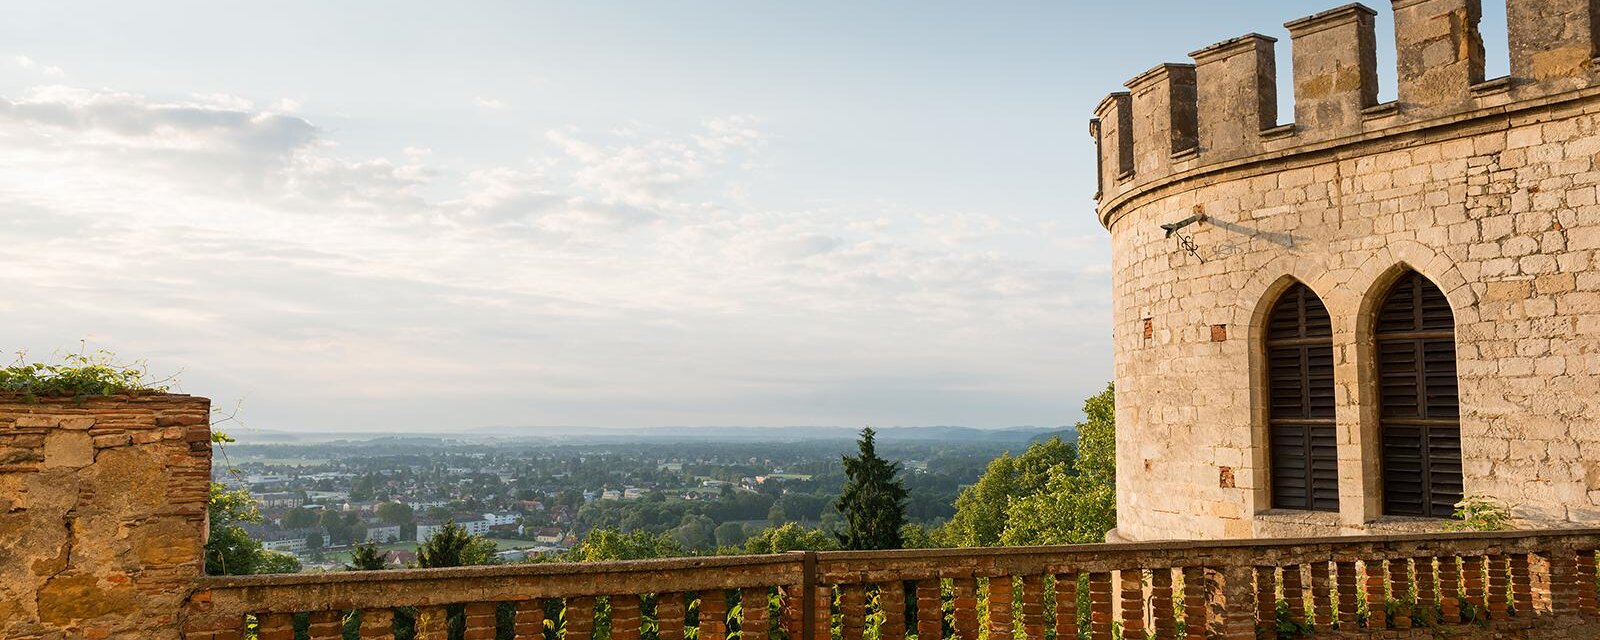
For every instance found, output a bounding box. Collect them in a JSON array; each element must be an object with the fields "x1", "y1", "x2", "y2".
[
  {"x1": 1286, "y1": 3, "x2": 1380, "y2": 142},
  {"x1": 1125, "y1": 63, "x2": 1197, "y2": 181},
  {"x1": 1191, "y1": 34, "x2": 1278, "y2": 161},
  {"x1": 1089, "y1": 1, "x2": 1600, "y2": 199},
  {"x1": 1391, "y1": 0, "x2": 1486, "y2": 116},
  {"x1": 1092, "y1": 92, "x2": 1133, "y2": 200},
  {"x1": 1508, "y1": 0, "x2": 1600, "y2": 97}
]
